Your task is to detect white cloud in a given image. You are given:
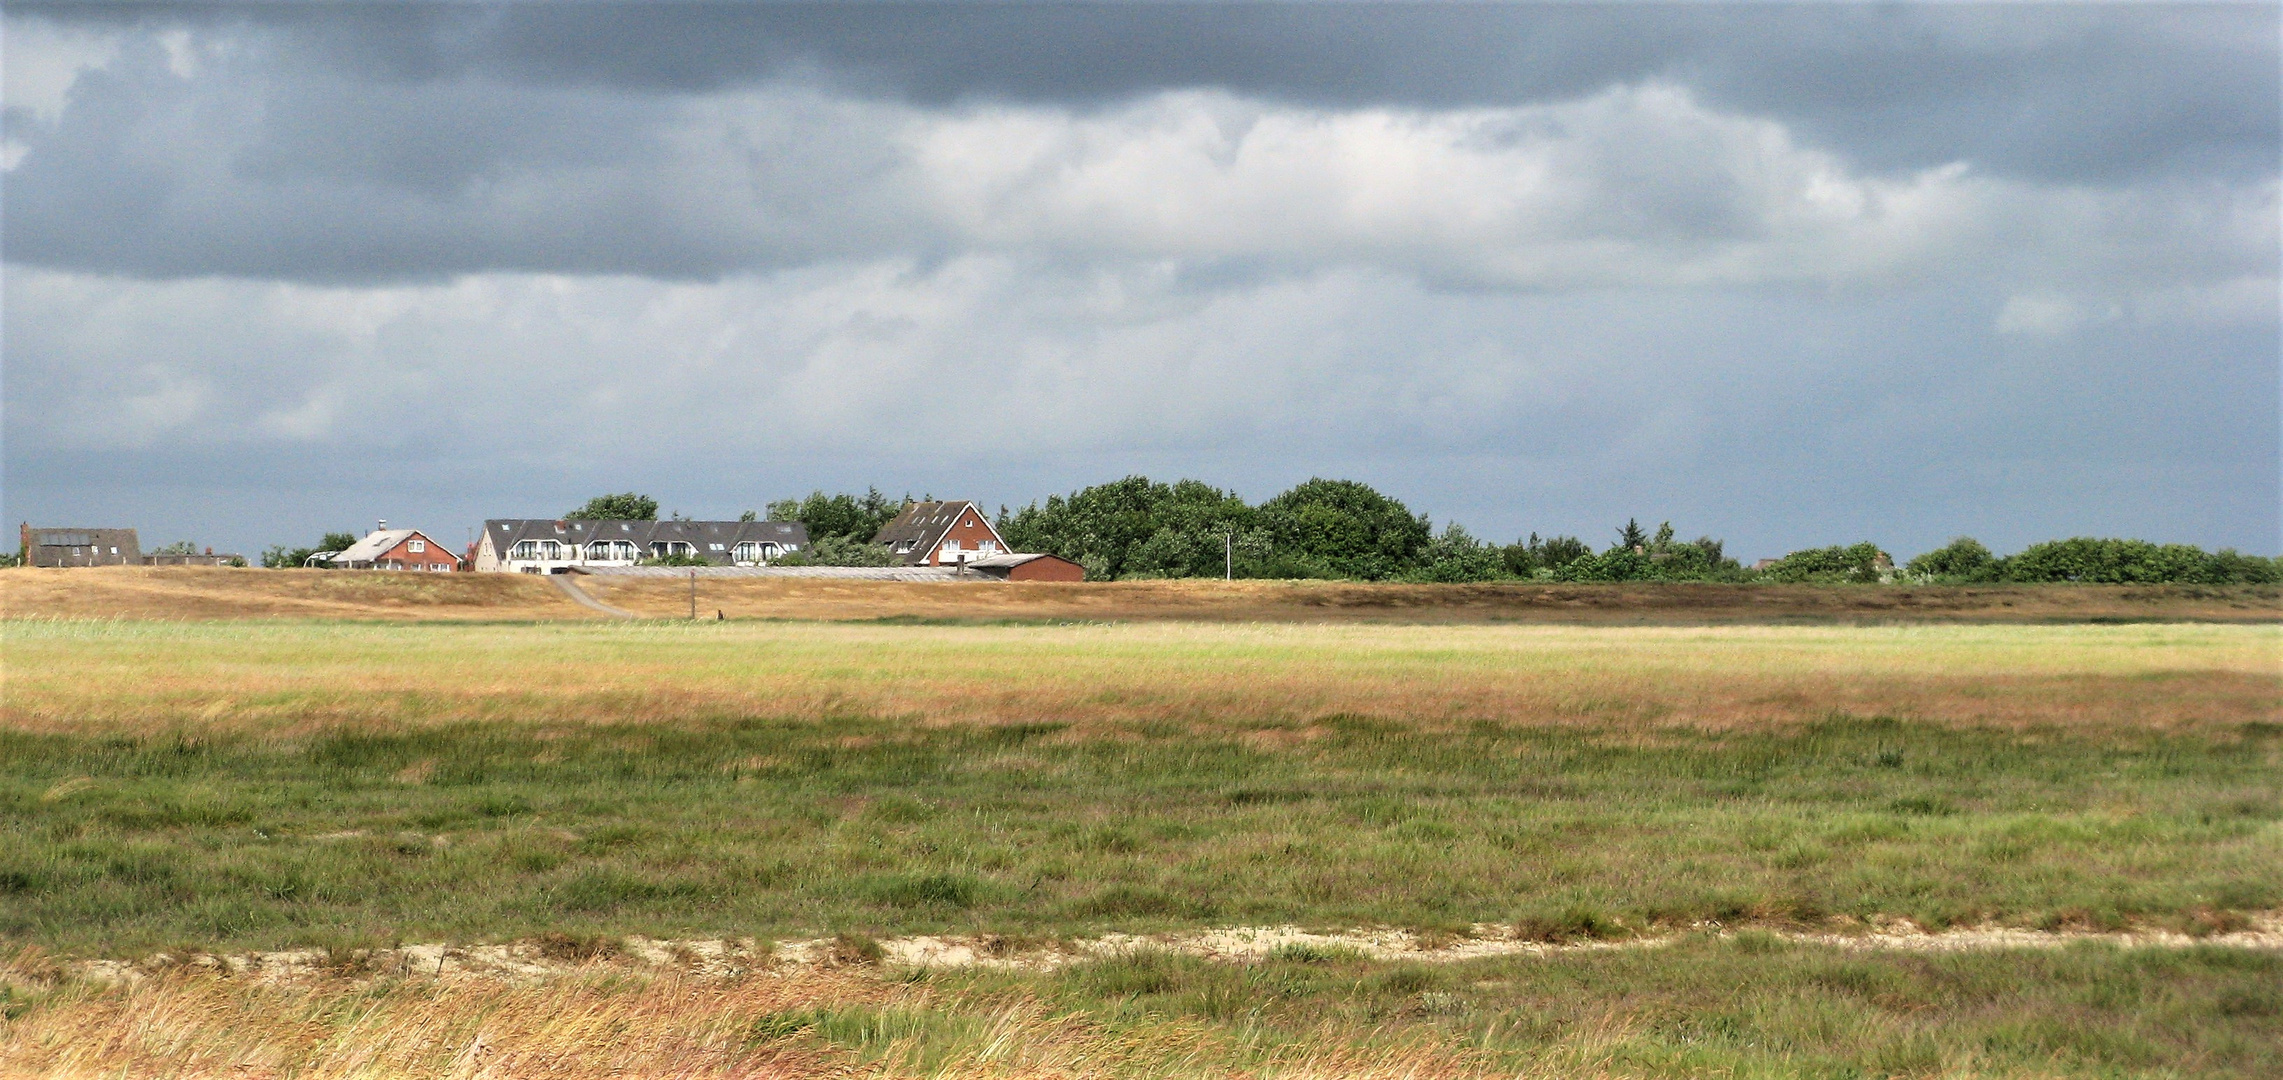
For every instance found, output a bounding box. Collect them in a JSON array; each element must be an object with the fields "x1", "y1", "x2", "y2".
[{"x1": 2, "y1": 17, "x2": 119, "y2": 126}]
